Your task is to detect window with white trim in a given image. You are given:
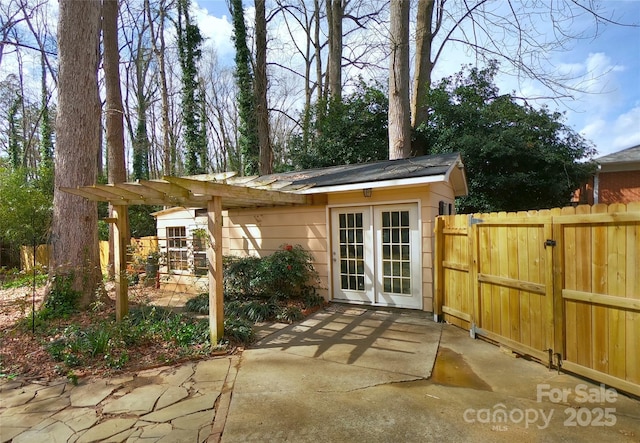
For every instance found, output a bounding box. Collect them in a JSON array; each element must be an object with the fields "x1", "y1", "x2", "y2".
[
  {"x1": 193, "y1": 233, "x2": 207, "y2": 276},
  {"x1": 167, "y1": 226, "x2": 188, "y2": 271}
]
